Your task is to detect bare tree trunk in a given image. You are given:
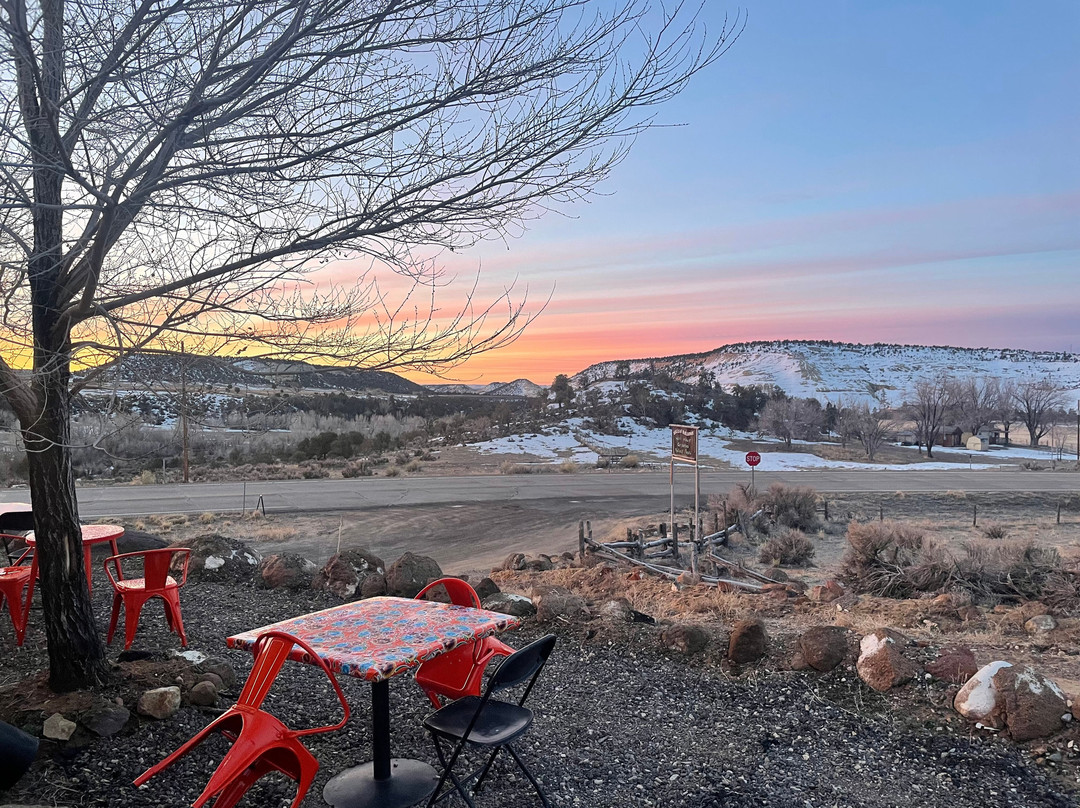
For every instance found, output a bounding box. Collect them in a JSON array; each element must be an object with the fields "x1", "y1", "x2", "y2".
[{"x1": 24, "y1": 361, "x2": 109, "y2": 691}]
